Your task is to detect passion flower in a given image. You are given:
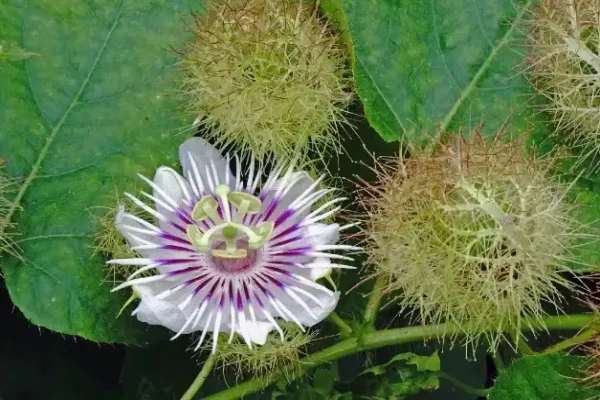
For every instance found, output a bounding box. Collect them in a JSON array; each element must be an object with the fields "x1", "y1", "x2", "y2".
[{"x1": 109, "y1": 138, "x2": 356, "y2": 352}]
